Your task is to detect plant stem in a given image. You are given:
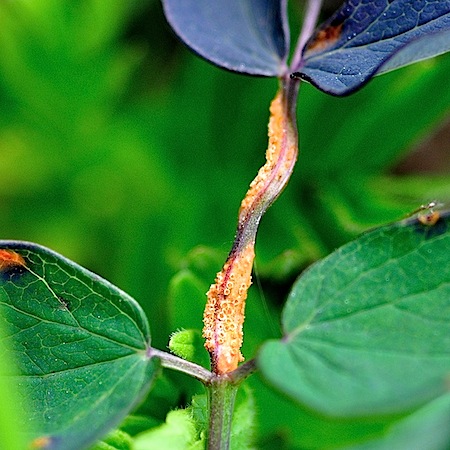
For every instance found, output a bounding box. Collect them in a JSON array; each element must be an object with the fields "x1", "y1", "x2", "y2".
[
  {"x1": 150, "y1": 348, "x2": 256, "y2": 449},
  {"x1": 149, "y1": 348, "x2": 212, "y2": 383},
  {"x1": 206, "y1": 377, "x2": 238, "y2": 450},
  {"x1": 290, "y1": 0, "x2": 323, "y2": 71},
  {"x1": 229, "y1": 358, "x2": 257, "y2": 384},
  {"x1": 203, "y1": 76, "x2": 300, "y2": 375}
]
